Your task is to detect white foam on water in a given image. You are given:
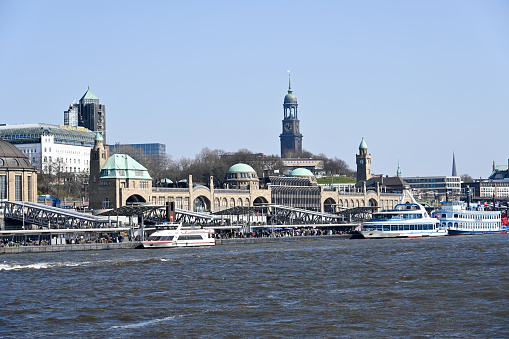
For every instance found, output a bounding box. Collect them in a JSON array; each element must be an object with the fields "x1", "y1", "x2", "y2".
[
  {"x1": 110, "y1": 315, "x2": 183, "y2": 329},
  {"x1": 0, "y1": 260, "x2": 90, "y2": 271}
]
